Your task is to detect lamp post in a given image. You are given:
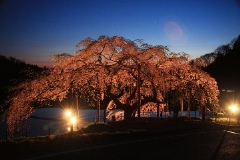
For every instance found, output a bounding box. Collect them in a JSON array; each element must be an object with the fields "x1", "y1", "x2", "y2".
[
  {"x1": 65, "y1": 109, "x2": 76, "y2": 132},
  {"x1": 76, "y1": 93, "x2": 79, "y2": 130},
  {"x1": 70, "y1": 117, "x2": 76, "y2": 132}
]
